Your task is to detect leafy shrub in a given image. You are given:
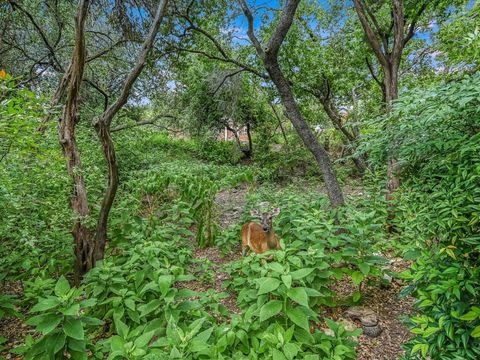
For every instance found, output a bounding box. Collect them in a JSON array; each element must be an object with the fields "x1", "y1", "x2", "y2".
[
  {"x1": 195, "y1": 138, "x2": 243, "y2": 165},
  {"x1": 362, "y1": 74, "x2": 480, "y2": 359},
  {"x1": 15, "y1": 276, "x2": 102, "y2": 360}
]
